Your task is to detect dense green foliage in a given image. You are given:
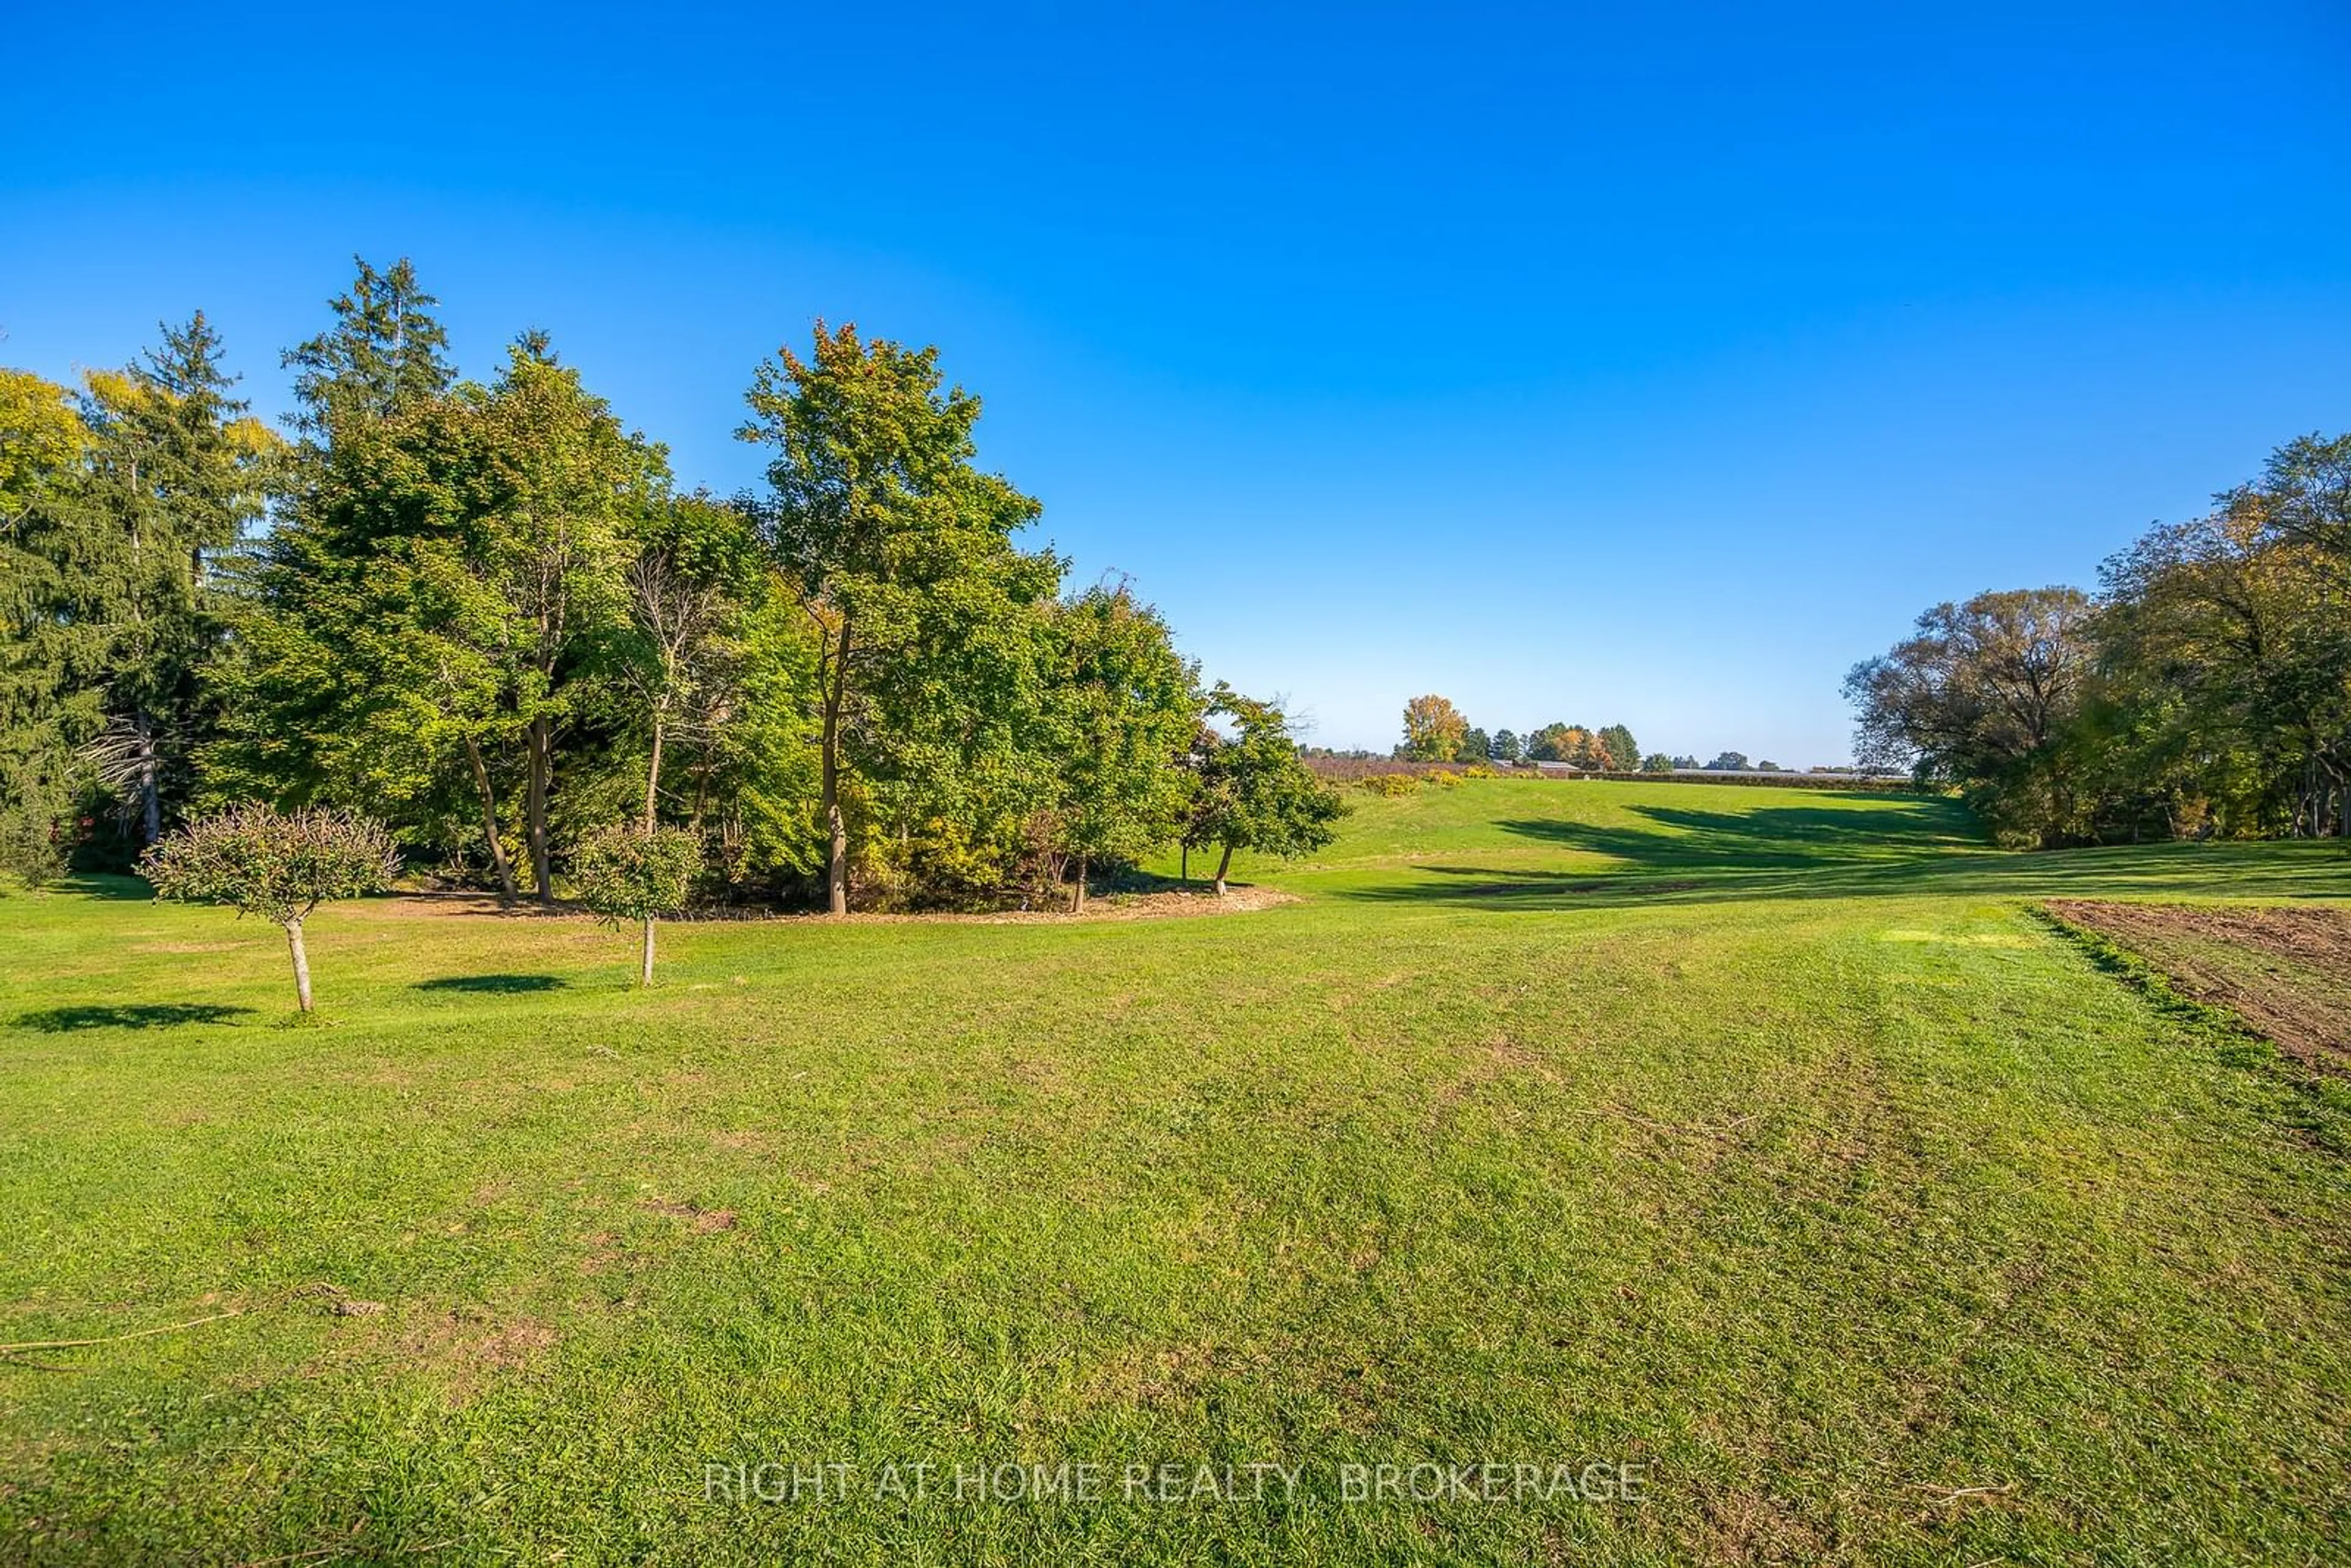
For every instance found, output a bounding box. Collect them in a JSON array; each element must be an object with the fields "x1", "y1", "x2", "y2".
[
  {"x1": 1183, "y1": 684, "x2": 1349, "y2": 892},
  {"x1": 2, "y1": 264, "x2": 1278, "y2": 912},
  {"x1": 5, "y1": 780, "x2": 2347, "y2": 1561},
  {"x1": 141, "y1": 805, "x2": 400, "y2": 926},
  {"x1": 0, "y1": 324, "x2": 277, "y2": 876},
  {"x1": 569, "y1": 822, "x2": 705, "y2": 985},
  {"x1": 570, "y1": 823, "x2": 705, "y2": 926},
  {"x1": 1850, "y1": 434, "x2": 2351, "y2": 846}
]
